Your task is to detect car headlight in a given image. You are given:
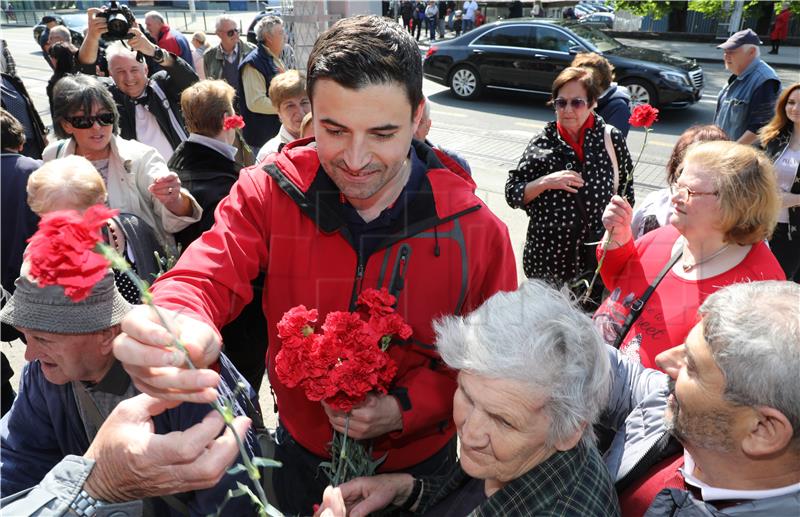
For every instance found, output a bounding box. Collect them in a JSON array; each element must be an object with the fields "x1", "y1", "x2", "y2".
[{"x1": 659, "y1": 71, "x2": 690, "y2": 87}]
